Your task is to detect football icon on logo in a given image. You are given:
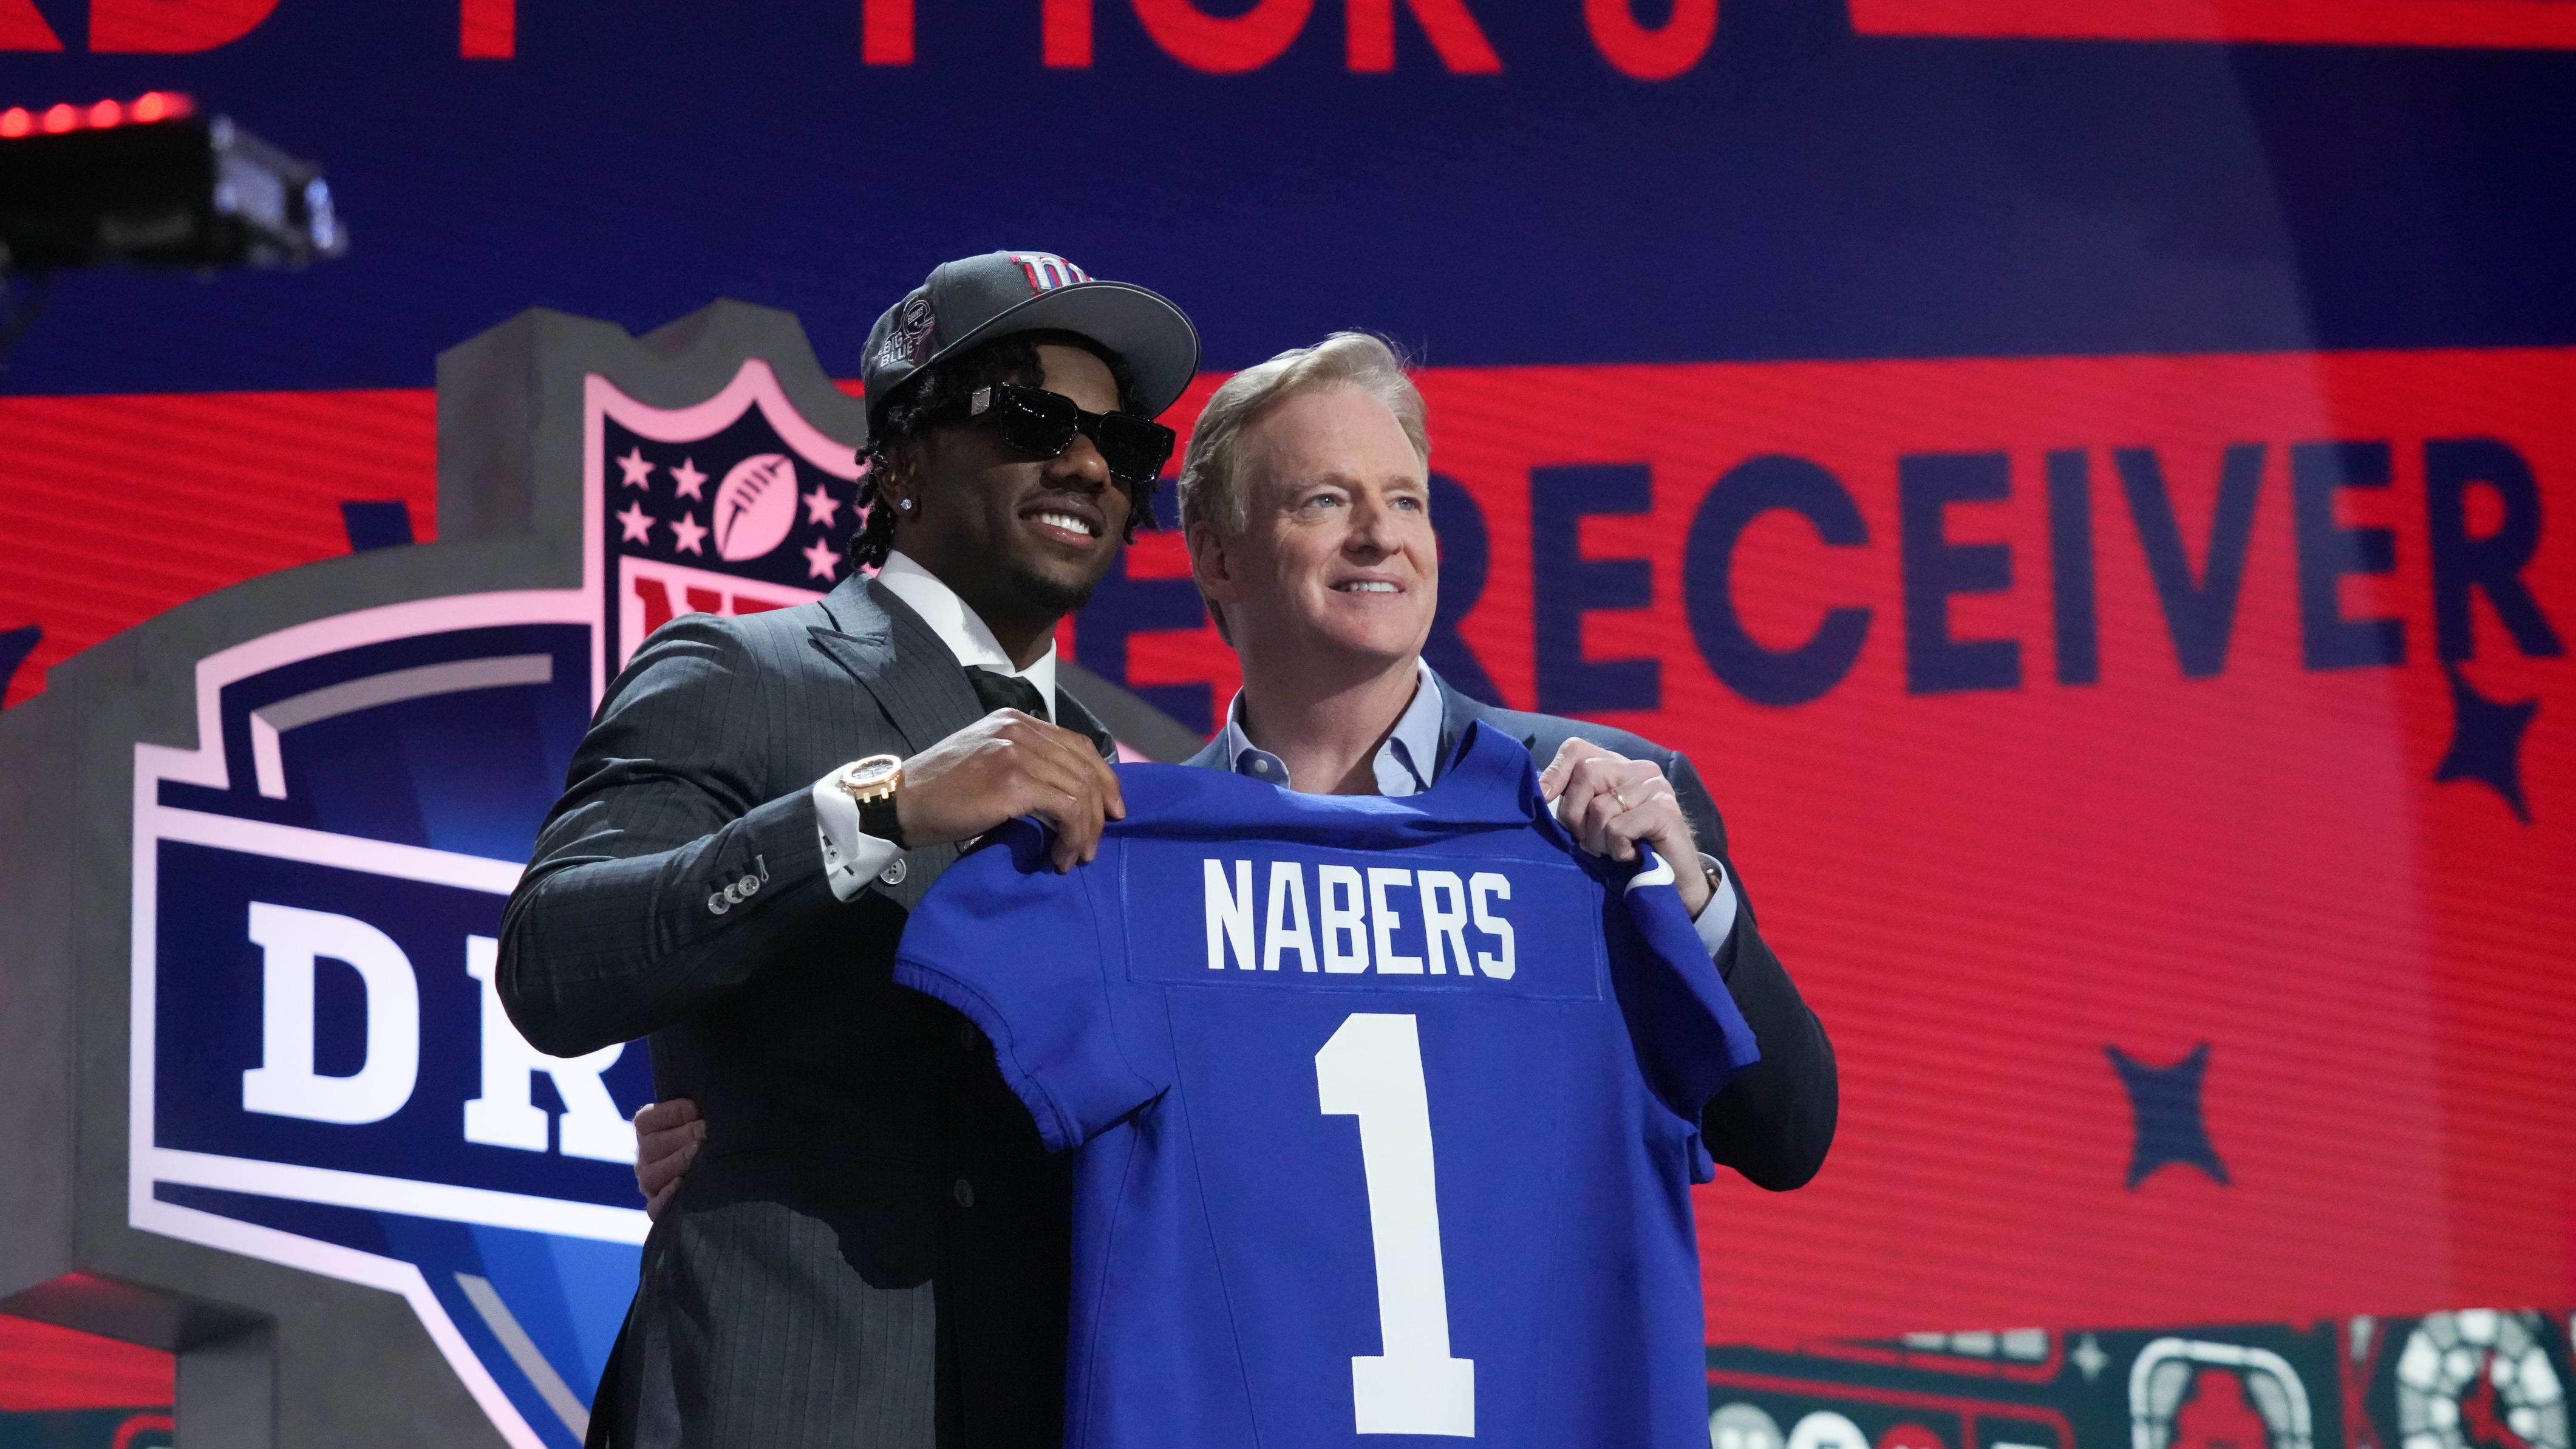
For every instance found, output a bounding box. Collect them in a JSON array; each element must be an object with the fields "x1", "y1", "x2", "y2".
[{"x1": 712, "y1": 454, "x2": 800, "y2": 561}]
